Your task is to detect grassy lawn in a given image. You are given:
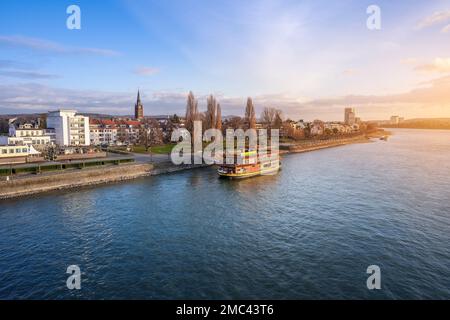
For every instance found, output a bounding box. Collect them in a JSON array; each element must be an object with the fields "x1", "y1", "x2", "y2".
[{"x1": 132, "y1": 144, "x2": 175, "y2": 154}]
